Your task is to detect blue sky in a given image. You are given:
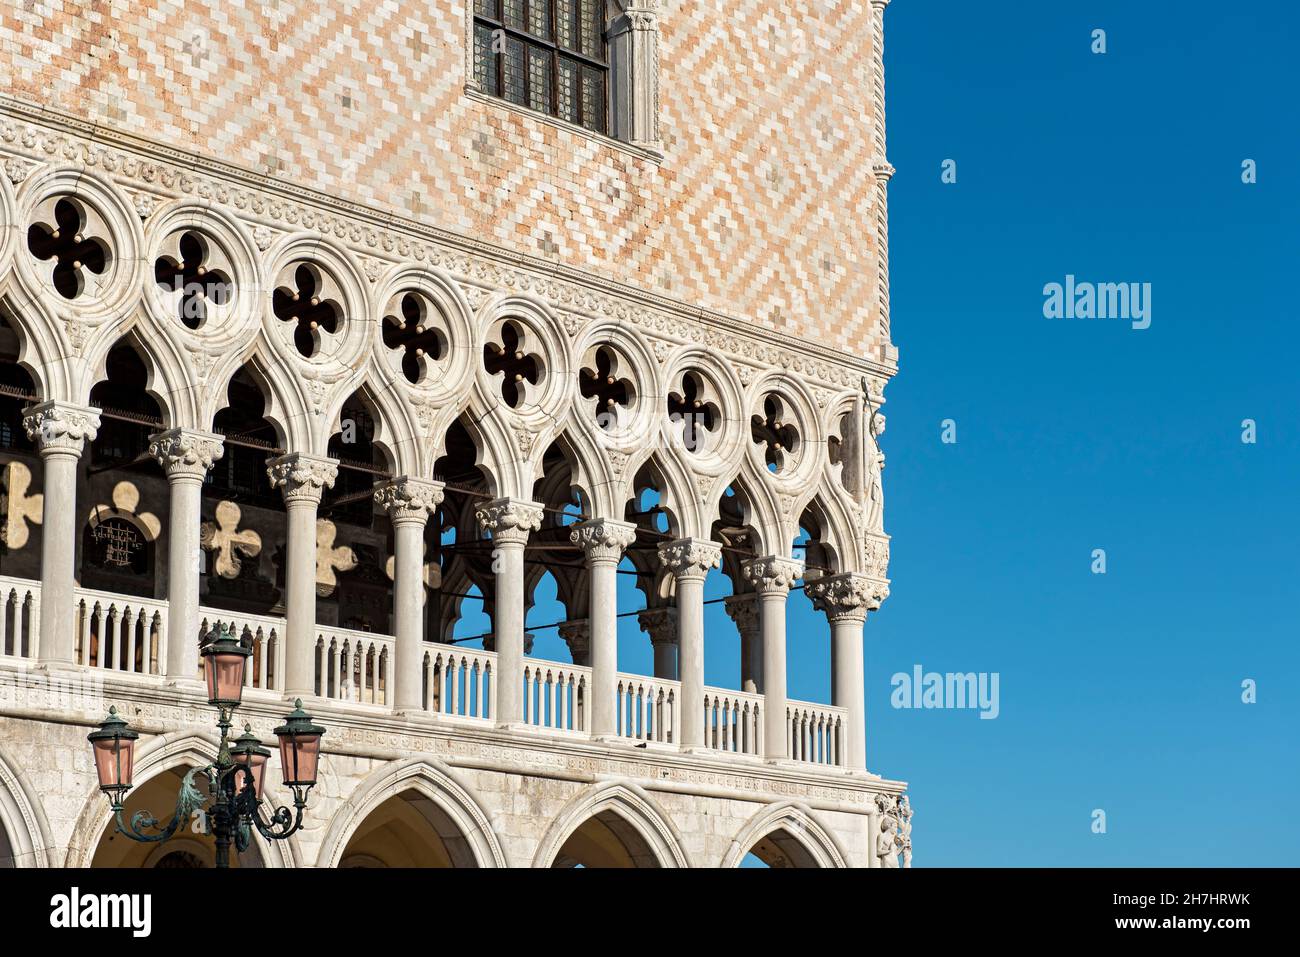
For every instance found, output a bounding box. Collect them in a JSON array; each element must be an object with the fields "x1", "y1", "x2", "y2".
[
  {"x1": 854, "y1": 0, "x2": 1298, "y2": 865},
  {"x1": 486, "y1": 1, "x2": 1298, "y2": 866}
]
